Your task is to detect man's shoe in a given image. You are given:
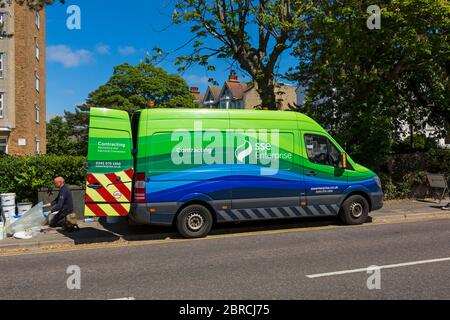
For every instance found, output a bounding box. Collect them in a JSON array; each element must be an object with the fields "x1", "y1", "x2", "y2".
[{"x1": 442, "y1": 205, "x2": 450, "y2": 211}]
